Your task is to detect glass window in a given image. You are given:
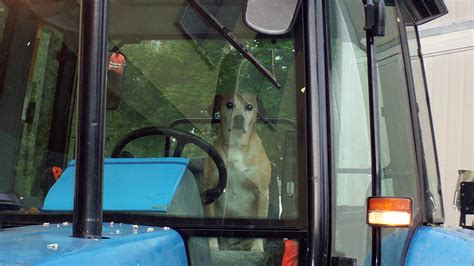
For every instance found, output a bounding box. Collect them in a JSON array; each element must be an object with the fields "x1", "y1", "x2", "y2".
[
  {"x1": 405, "y1": 25, "x2": 444, "y2": 223},
  {"x1": 13, "y1": 25, "x2": 65, "y2": 208},
  {"x1": 0, "y1": 2, "x2": 7, "y2": 43},
  {"x1": 103, "y1": 0, "x2": 305, "y2": 223},
  {"x1": 187, "y1": 237, "x2": 302, "y2": 265},
  {"x1": 103, "y1": 1, "x2": 306, "y2": 261},
  {"x1": 329, "y1": 1, "x2": 421, "y2": 264},
  {"x1": 0, "y1": 1, "x2": 79, "y2": 211}
]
